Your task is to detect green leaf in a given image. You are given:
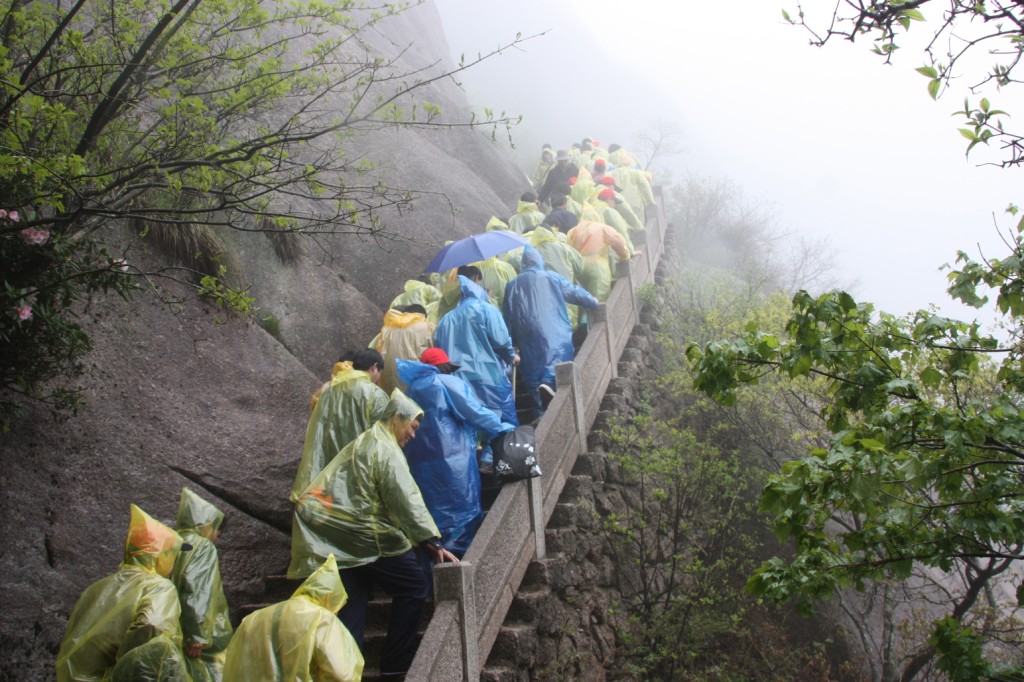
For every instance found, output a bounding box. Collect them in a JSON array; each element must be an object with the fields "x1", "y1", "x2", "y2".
[
  {"x1": 928, "y1": 78, "x2": 941, "y2": 99},
  {"x1": 901, "y1": 8, "x2": 925, "y2": 21},
  {"x1": 916, "y1": 66, "x2": 938, "y2": 78}
]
